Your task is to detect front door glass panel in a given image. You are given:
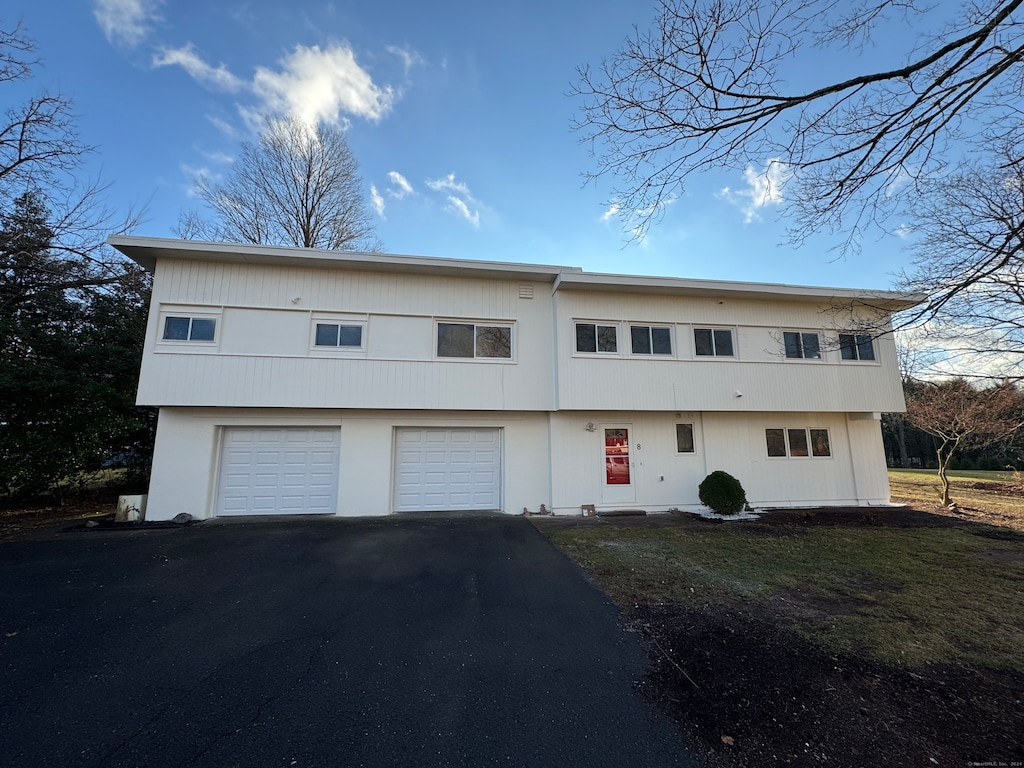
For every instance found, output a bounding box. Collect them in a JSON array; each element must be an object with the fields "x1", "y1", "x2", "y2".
[{"x1": 605, "y1": 428, "x2": 630, "y2": 485}]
